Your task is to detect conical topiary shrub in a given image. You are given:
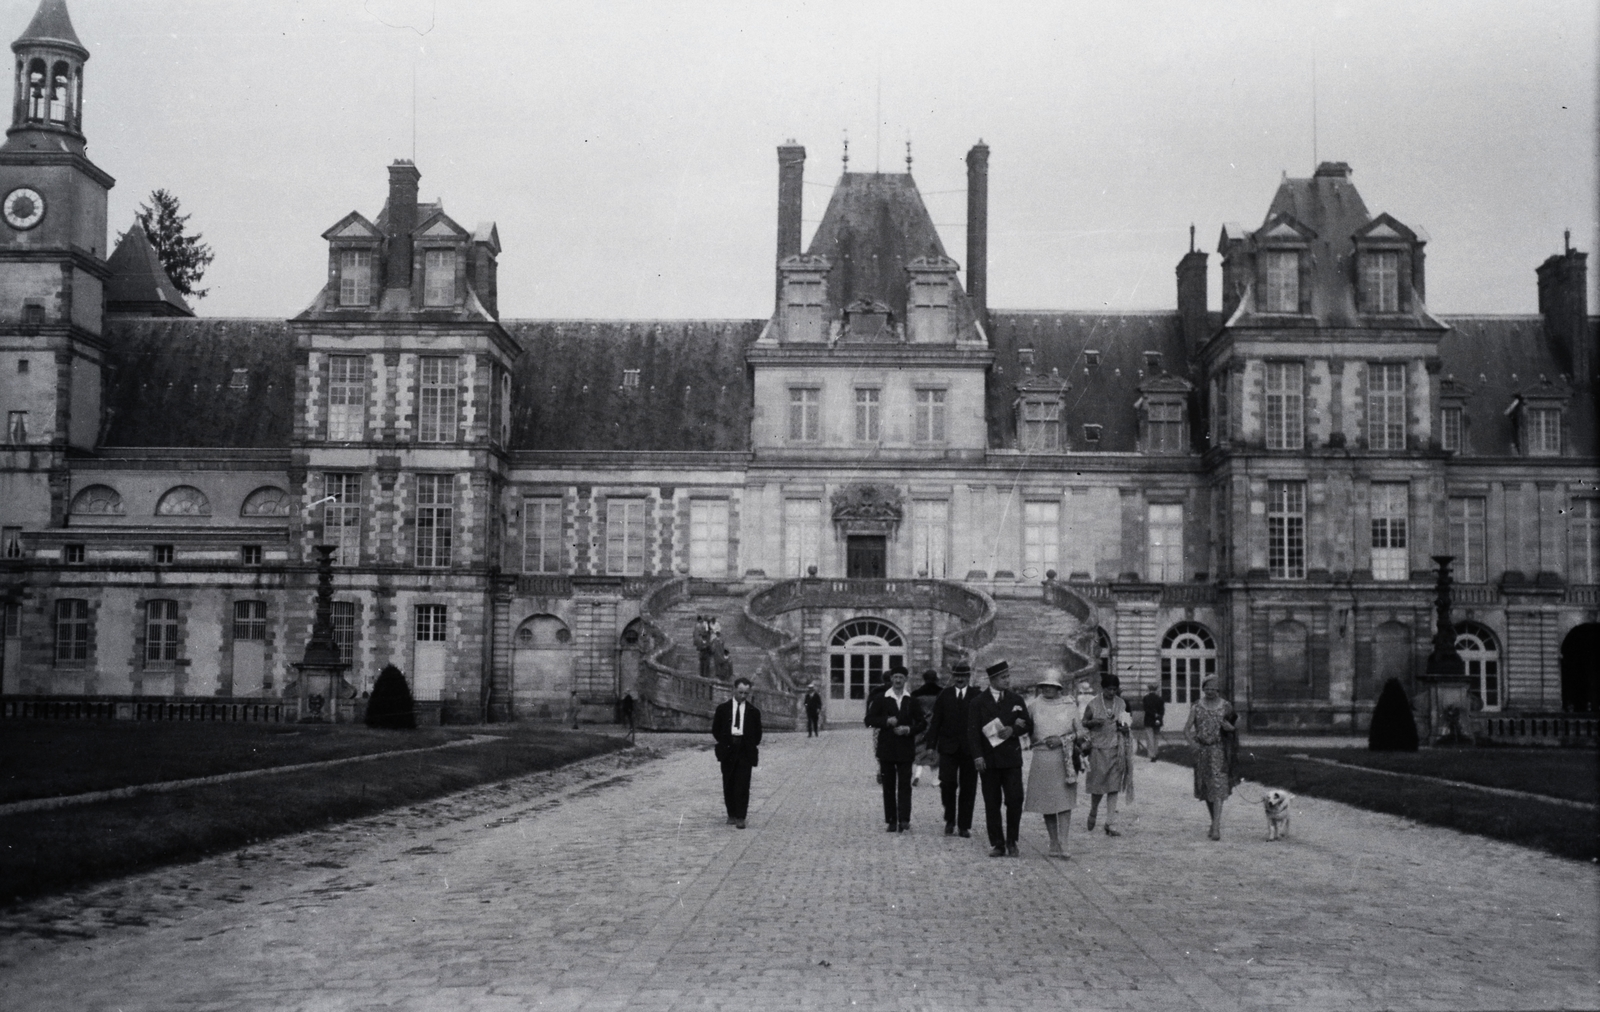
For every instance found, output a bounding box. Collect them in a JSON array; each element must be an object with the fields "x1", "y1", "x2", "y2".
[
  {"x1": 365, "y1": 664, "x2": 417, "y2": 729},
  {"x1": 1368, "y1": 677, "x2": 1419, "y2": 751}
]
